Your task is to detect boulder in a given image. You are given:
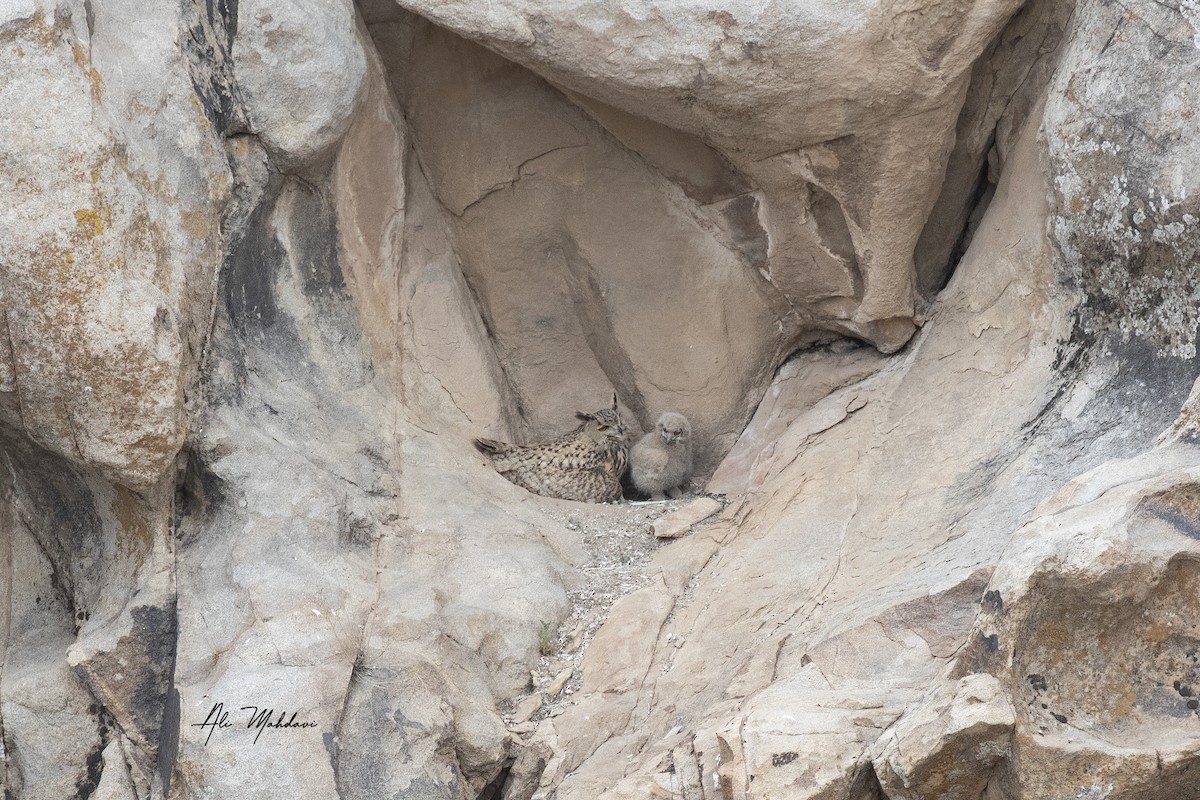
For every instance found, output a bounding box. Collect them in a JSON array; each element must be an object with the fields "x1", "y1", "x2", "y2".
[
  {"x1": 232, "y1": 0, "x2": 368, "y2": 172},
  {"x1": 943, "y1": 444, "x2": 1200, "y2": 798},
  {"x1": 0, "y1": 0, "x2": 228, "y2": 489}
]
